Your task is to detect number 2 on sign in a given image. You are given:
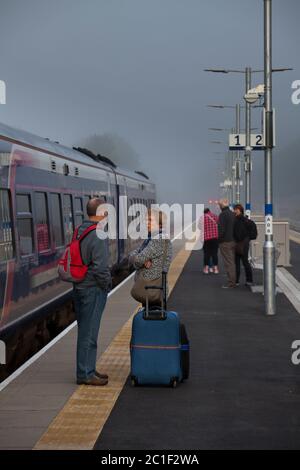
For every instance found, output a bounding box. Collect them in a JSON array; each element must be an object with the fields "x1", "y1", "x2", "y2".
[{"x1": 256, "y1": 135, "x2": 263, "y2": 146}]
